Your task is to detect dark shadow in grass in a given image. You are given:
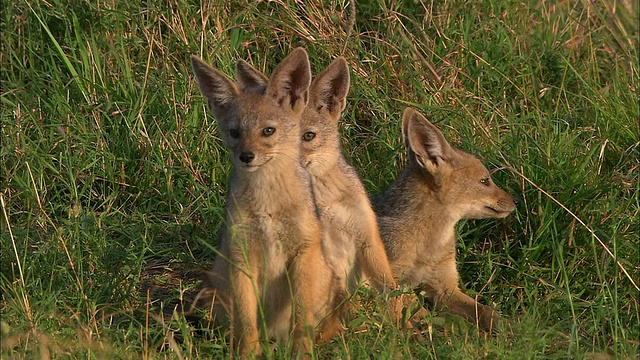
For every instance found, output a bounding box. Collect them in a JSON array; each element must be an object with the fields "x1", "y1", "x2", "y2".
[
  {"x1": 137, "y1": 255, "x2": 231, "y2": 355},
  {"x1": 139, "y1": 256, "x2": 208, "y2": 318}
]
